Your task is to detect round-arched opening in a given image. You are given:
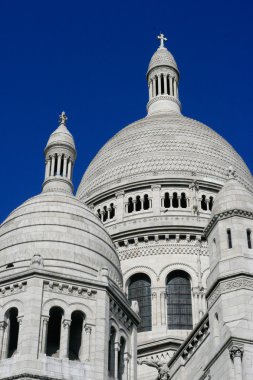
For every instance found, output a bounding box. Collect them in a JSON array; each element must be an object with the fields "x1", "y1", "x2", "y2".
[
  {"x1": 46, "y1": 306, "x2": 63, "y2": 357},
  {"x1": 128, "y1": 273, "x2": 152, "y2": 332},
  {"x1": 166, "y1": 270, "x2": 192, "y2": 330},
  {"x1": 118, "y1": 336, "x2": 126, "y2": 380},
  {"x1": 108, "y1": 326, "x2": 116, "y2": 377},
  {"x1": 6, "y1": 307, "x2": 19, "y2": 358},
  {"x1": 69, "y1": 310, "x2": 85, "y2": 360}
]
